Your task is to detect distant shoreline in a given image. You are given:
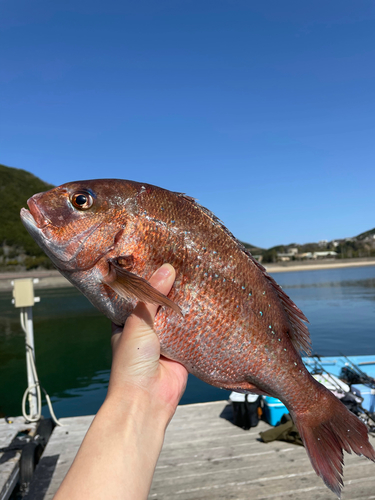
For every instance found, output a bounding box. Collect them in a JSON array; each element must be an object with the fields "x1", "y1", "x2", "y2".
[
  {"x1": 1, "y1": 257, "x2": 375, "y2": 291},
  {"x1": 265, "y1": 257, "x2": 375, "y2": 273},
  {"x1": 0, "y1": 270, "x2": 72, "y2": 291}
]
